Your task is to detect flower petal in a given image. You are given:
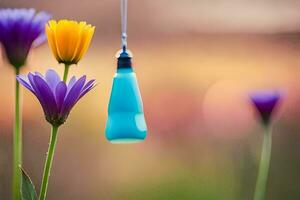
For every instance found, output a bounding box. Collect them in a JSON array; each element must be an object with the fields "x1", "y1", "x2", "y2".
[
  {"x1": 28, "y1": 73, "x2": 52, "y2": 117},
  {"x1": 46, "y1": 19, "x2": 94, "y2": 64},
  {"x1": 17, "y1": 69, "x2": 96, "y2": 126},
  {"x1": 56, "y1": 20, "x2": 71, "y2": 62},
  {"x1": 74, "y1": 25, "x2": 95, "y2": 63},
  {"x1": 45, "y1": 69, "x2": 61, "y2": 92},
  {"x1": 61, "y1": 76, "x2": 86, "y2": 116},
  {"x1": 55, "y1": 81, "x2": 67, "y2": 112},
  {"x1": 0, "y1": 9, "x2": 51, "y2": 67},
  {"x1": 79, "y1": 79, "x2": 95, "y2": 99},
  {"x1": 32, "y1": 75, "x2": 58, "y2": 118},
  {"x1": 67, "y1": 76, "x2": 77, "y2": 94},
  {"x1": 32, "y1": 11, "x2": 52, "y2": 47},
  {"x1": 16, "y1": 75, "x2": 34, "y2": 93},
  {"x1": 250, "y1": 90, "x2": 282, "y2": 125},
  {"x1": 46, "y1": 20, "x2": 61, "y2": 62}
]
